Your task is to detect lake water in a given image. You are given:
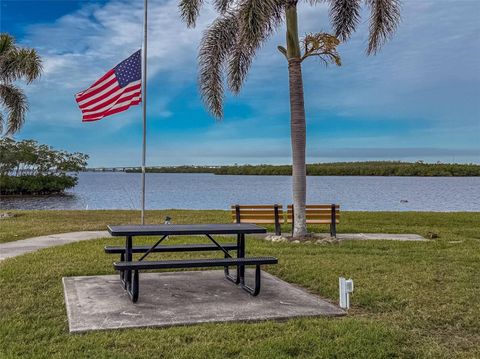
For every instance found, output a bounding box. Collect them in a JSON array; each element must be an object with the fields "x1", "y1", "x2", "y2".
[{"x1": 1, "y1": 172, "x2": 479, "y2": 211}]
